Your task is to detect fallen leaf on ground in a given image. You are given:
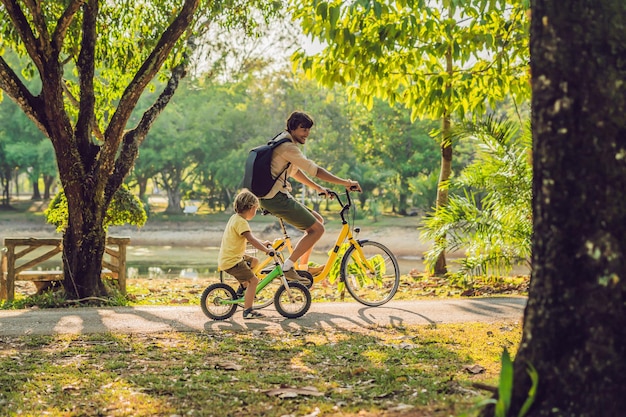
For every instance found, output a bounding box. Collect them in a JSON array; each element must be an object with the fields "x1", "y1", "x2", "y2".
[
  {"x1": 462, "y1": 364, "x2": 486, "y2": 374},
  {"x1": 263, "y1": 386, "x2": 324, "y2": 397},
  {"x1": 215, "y1": 361, "x2": 242, "y2": 371}
]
